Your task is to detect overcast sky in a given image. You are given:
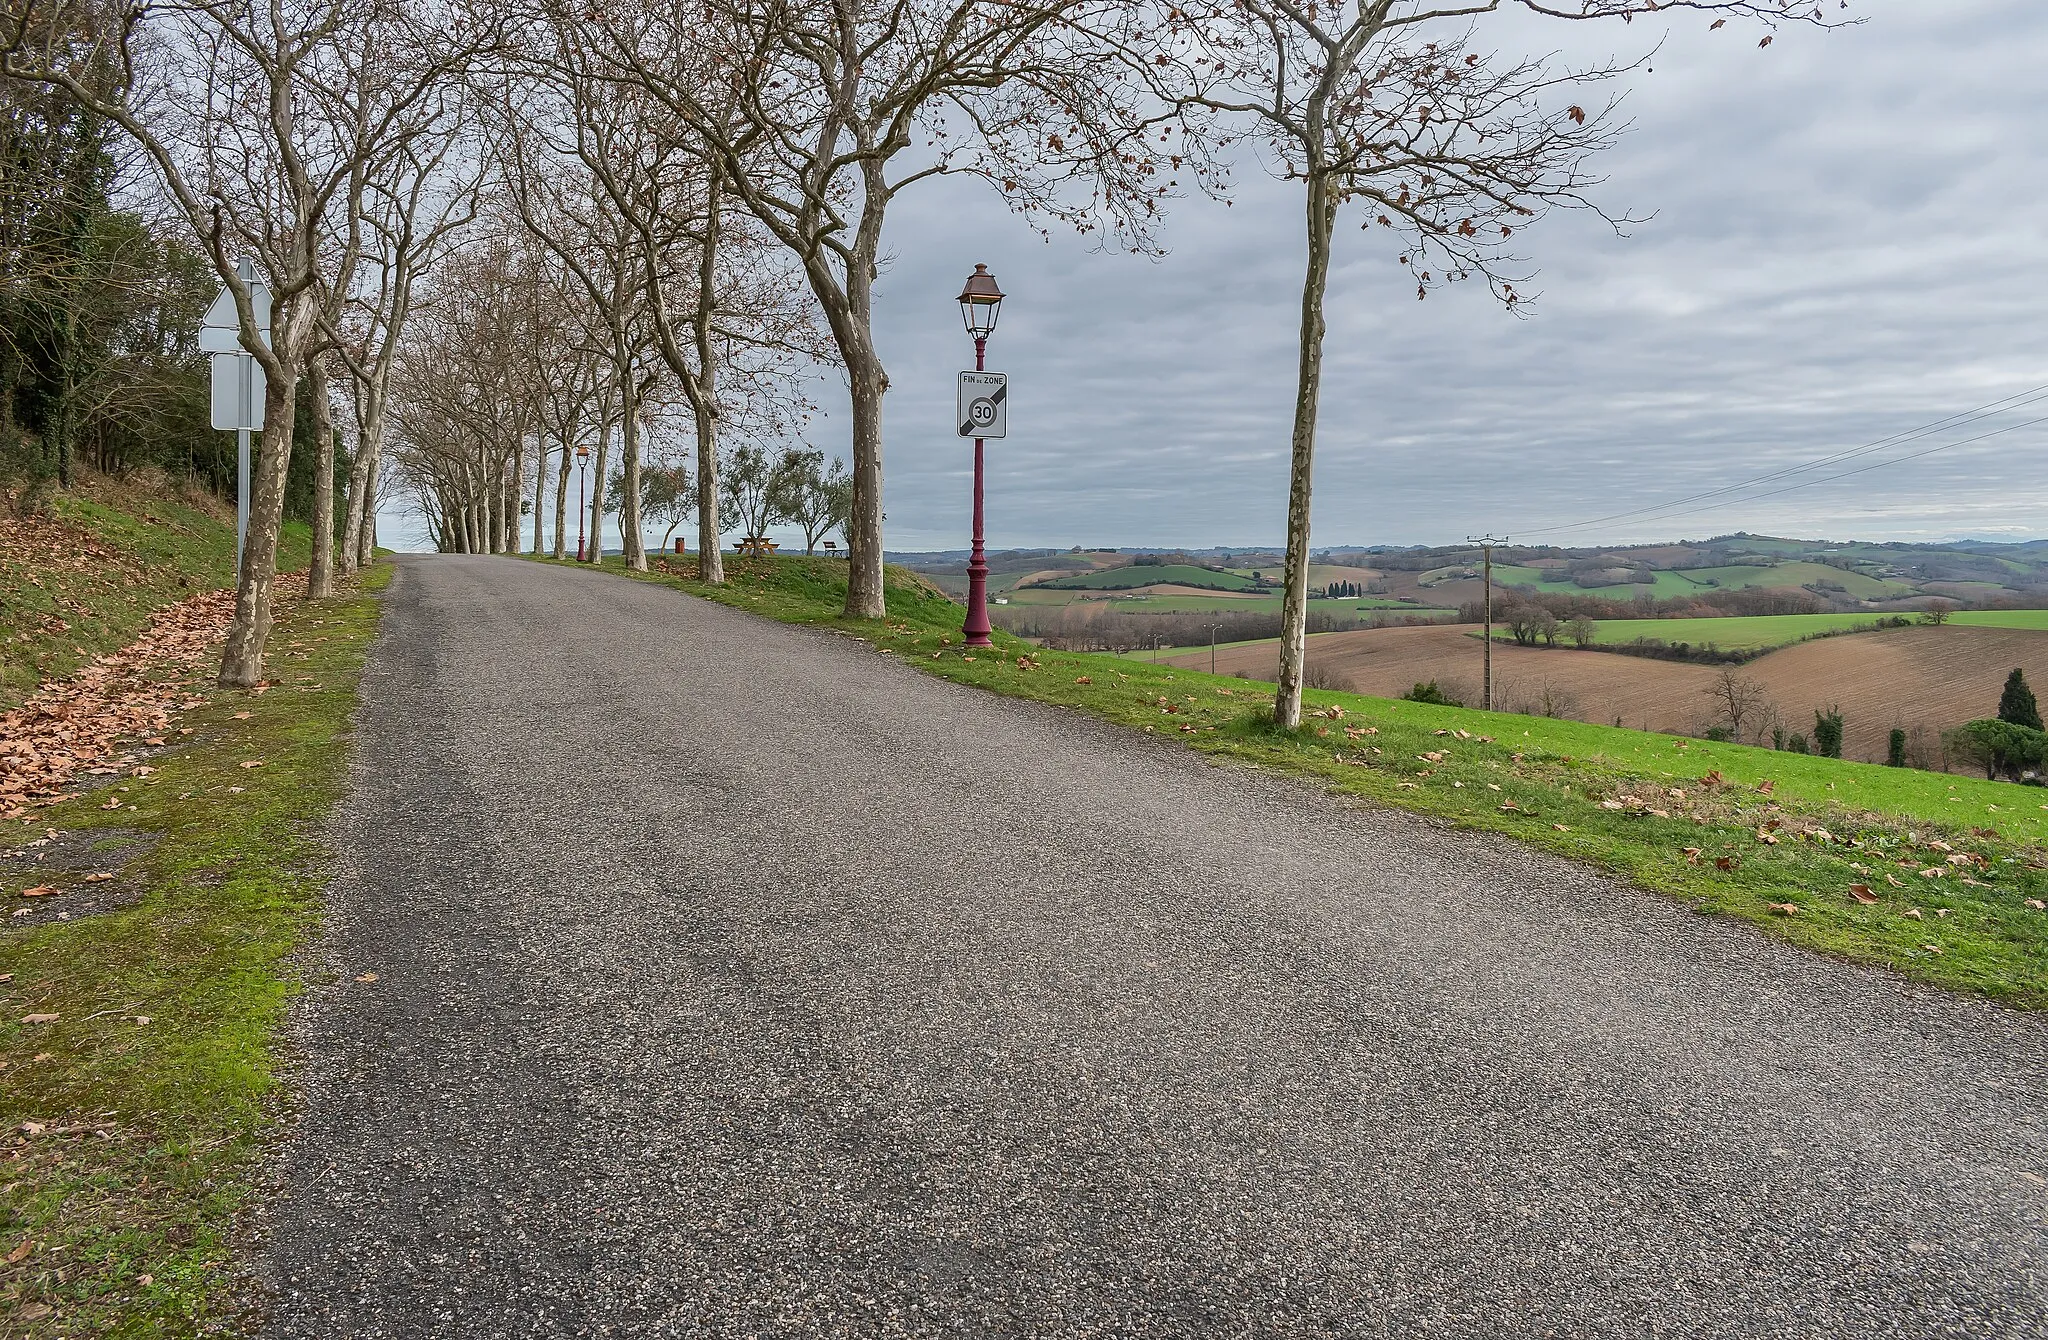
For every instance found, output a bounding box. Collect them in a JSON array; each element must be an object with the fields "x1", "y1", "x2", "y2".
[{"x1": 407, "y1": 0, "x2": 2048, "y2": 555}]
